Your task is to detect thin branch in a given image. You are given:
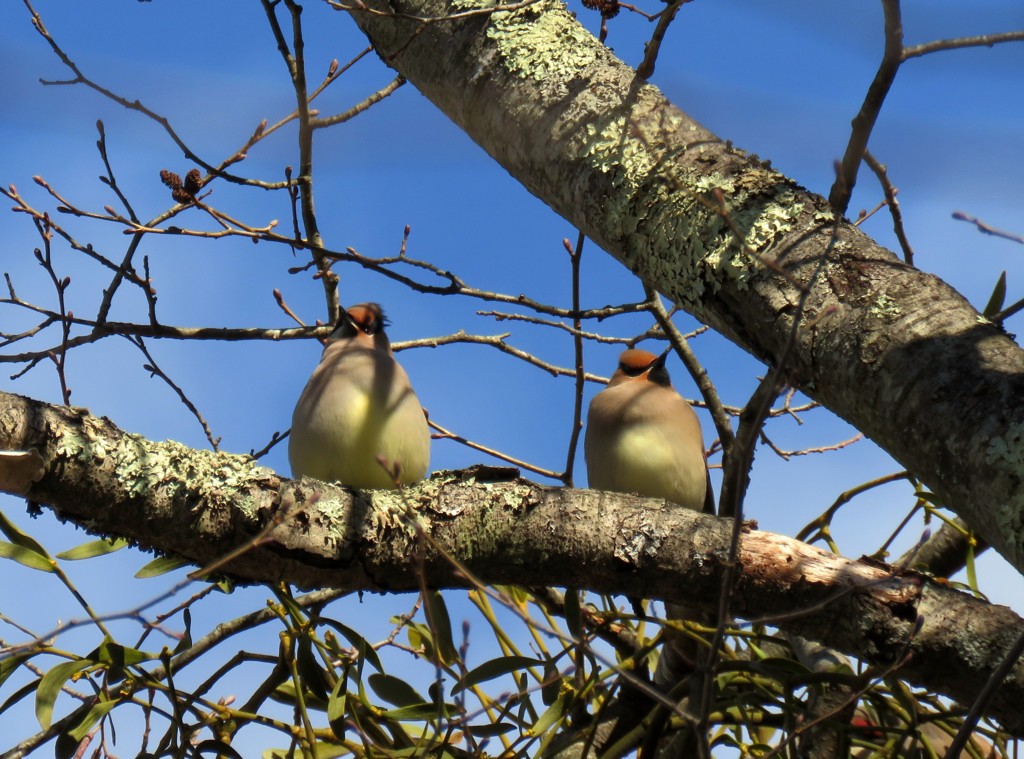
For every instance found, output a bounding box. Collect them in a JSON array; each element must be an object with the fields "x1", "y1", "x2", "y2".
[
  {"x1": 951, "y1": 210, "x2": 1024, "y2": 246},
  {"x1": 758, "y1": 431, "x2": 863, "y2": 461},
  {"x1": 562, "y1": 233, "x2": 586, "y2": 487},
  {"x1": 903, "y1": 30, "x2": 1024, "y2": 60},
  {"x1": 634, "y1": 0, "x2": 689, "y2": 79},
  {"x1": 863, "y1": 150, "x2": 915, "y2": 266},
  {"x1": 24, "y1": 0, "x2": 290, "y2": 191},
  {"x1": 829, "y1": 0, "x2": 903, "y2": 215},
  {"x1": 477, "y1": 309, "x2": 677, "y2": 344},
  {"x1": 126, "y1": 335, "x2": 221, "y2": 451},
  {"x1": 428, "y1": 418, "x2": 562, "y2": 481},
  {"x1": 644, "y1": 287, "x2": 734, "y2": 459},
  {"x1": 311, "y1": 74, "x2": 406, "y2": 128}
]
